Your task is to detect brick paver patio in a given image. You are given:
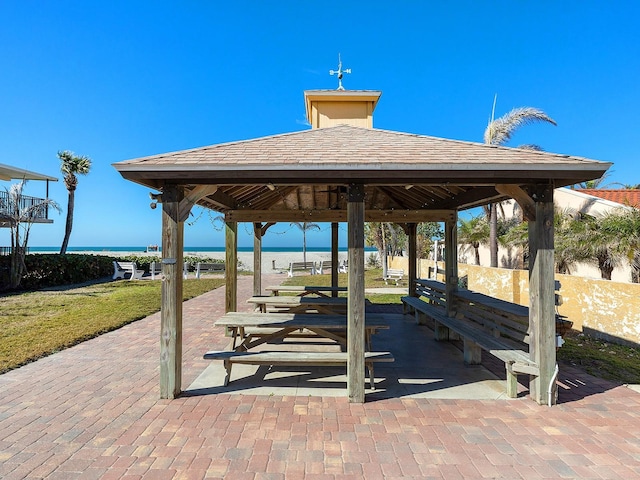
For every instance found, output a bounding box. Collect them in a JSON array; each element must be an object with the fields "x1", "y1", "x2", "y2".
[{"x1": 1, "y1": 274, "x2": 640, "y2": 479}]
